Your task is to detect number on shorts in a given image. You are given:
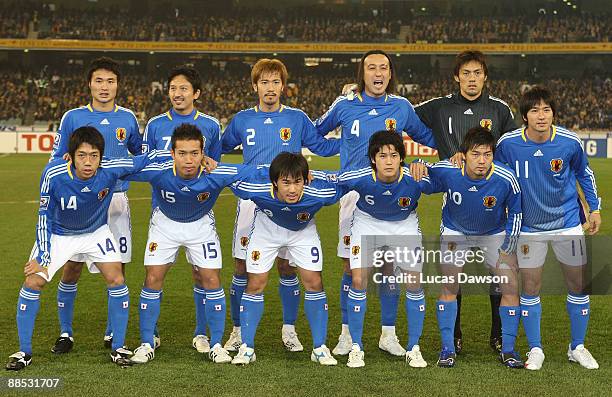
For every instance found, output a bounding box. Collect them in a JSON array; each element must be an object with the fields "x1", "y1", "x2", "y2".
[
  {"x1": 311, "y1": 247, "x2": 320, "y2": 263},
  {"x1": 119, "y1": 237, "x2": 128, "y2": 253},
  {"x1": 97, "y1": 238, "x2": 116, "y2": 255},
  {"x1": 202, "y1": 242, "x2": 218, "y2": 259}
]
